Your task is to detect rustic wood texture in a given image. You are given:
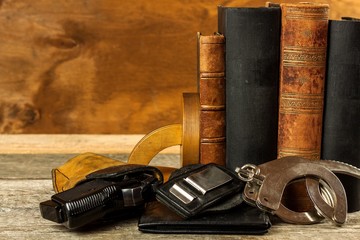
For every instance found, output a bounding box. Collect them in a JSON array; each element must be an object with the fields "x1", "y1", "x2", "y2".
[
  {"x1": 0, "y1": 0, "x2": 359, "y2": 134},
  {"x1": 1, "y1": 152, "x2": 360, "y2": 239},
  {"x1": 0, "y1": 134, "x2": 179, "y2": 154}
]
